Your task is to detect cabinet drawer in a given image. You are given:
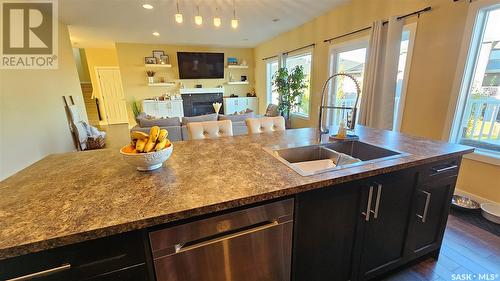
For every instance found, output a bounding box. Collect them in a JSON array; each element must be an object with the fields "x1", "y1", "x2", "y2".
[
  {"x1": 83, "y1": 264, "x2": 148, "y2": 281},
  {"x1": 418, "y1": 157, "x2": 461, "y2": 183},
  {"x1": 0, "y1": 231, "x2": 146, "y2": 281}
]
